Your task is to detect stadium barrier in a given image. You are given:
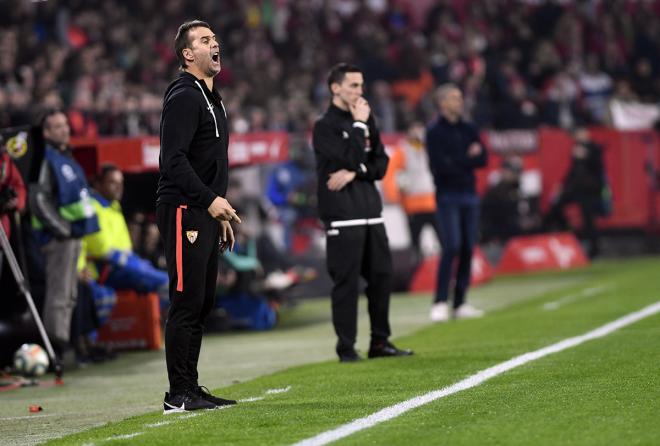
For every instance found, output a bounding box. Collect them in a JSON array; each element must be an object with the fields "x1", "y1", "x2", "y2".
[
  {"x1": 497, "y1": 232, "x2": 589, "y2": 274},
  {"x1": 408, "y1": 247, "x2": 494, "y2": 292},
  {"x1": 97, "y1": 290, "x2": 162, "y2": 350},
  {"x1": 70, "y1": 127, "x2": 660, "y2": 233}
]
